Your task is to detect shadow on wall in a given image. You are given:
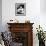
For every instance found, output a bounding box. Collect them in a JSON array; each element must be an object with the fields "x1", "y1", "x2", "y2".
[
  {"x1": 40, "y1": 0, "x2": 46, "y2": 14},
  {"x1": 0, "y1": 0, "x2": 2, "y2": 32}
]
